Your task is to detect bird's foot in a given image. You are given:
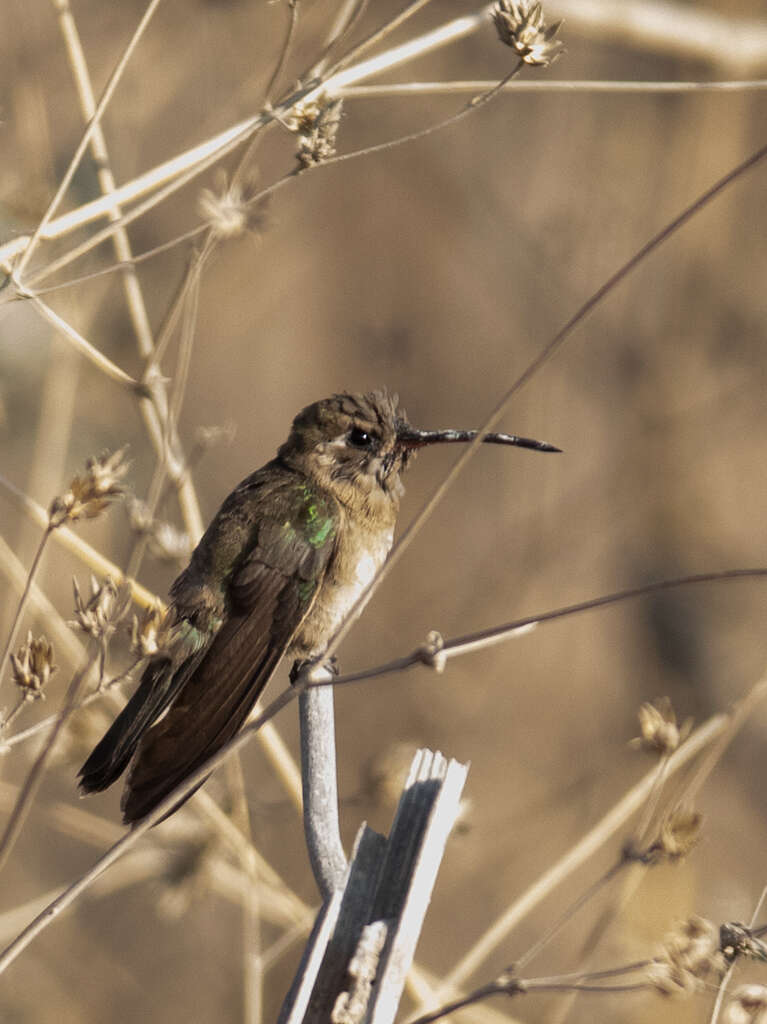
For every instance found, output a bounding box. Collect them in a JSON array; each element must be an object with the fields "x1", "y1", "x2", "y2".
[{"x1": 290, "y1": 655, "x2": 339, "y2": 685}]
